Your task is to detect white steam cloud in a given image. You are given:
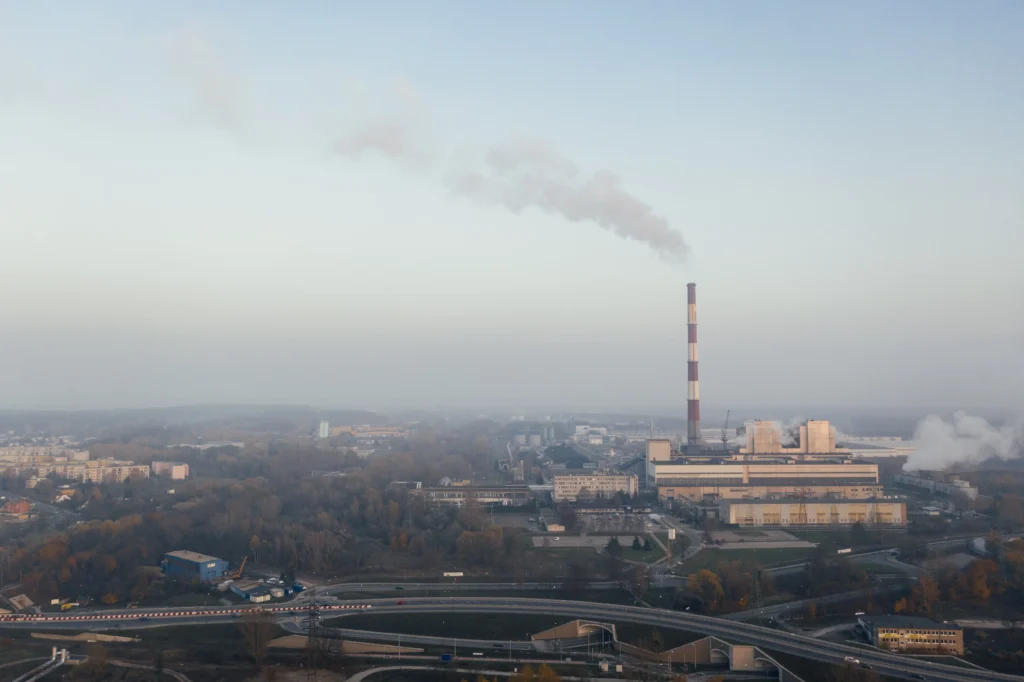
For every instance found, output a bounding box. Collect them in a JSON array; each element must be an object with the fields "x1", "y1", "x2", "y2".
[
  {"x1": 334, "y1": 120, "x2": 430, "y2": 163},
  {"x1": 903, "y1": 412, "x2": 1024, "y2": 471},
  {"x1": 446, "y1": 141, "x2": 688, "y2": 261},
  {"x1": 165, "y1": 25, "x2": 242, "y2": 130}
]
